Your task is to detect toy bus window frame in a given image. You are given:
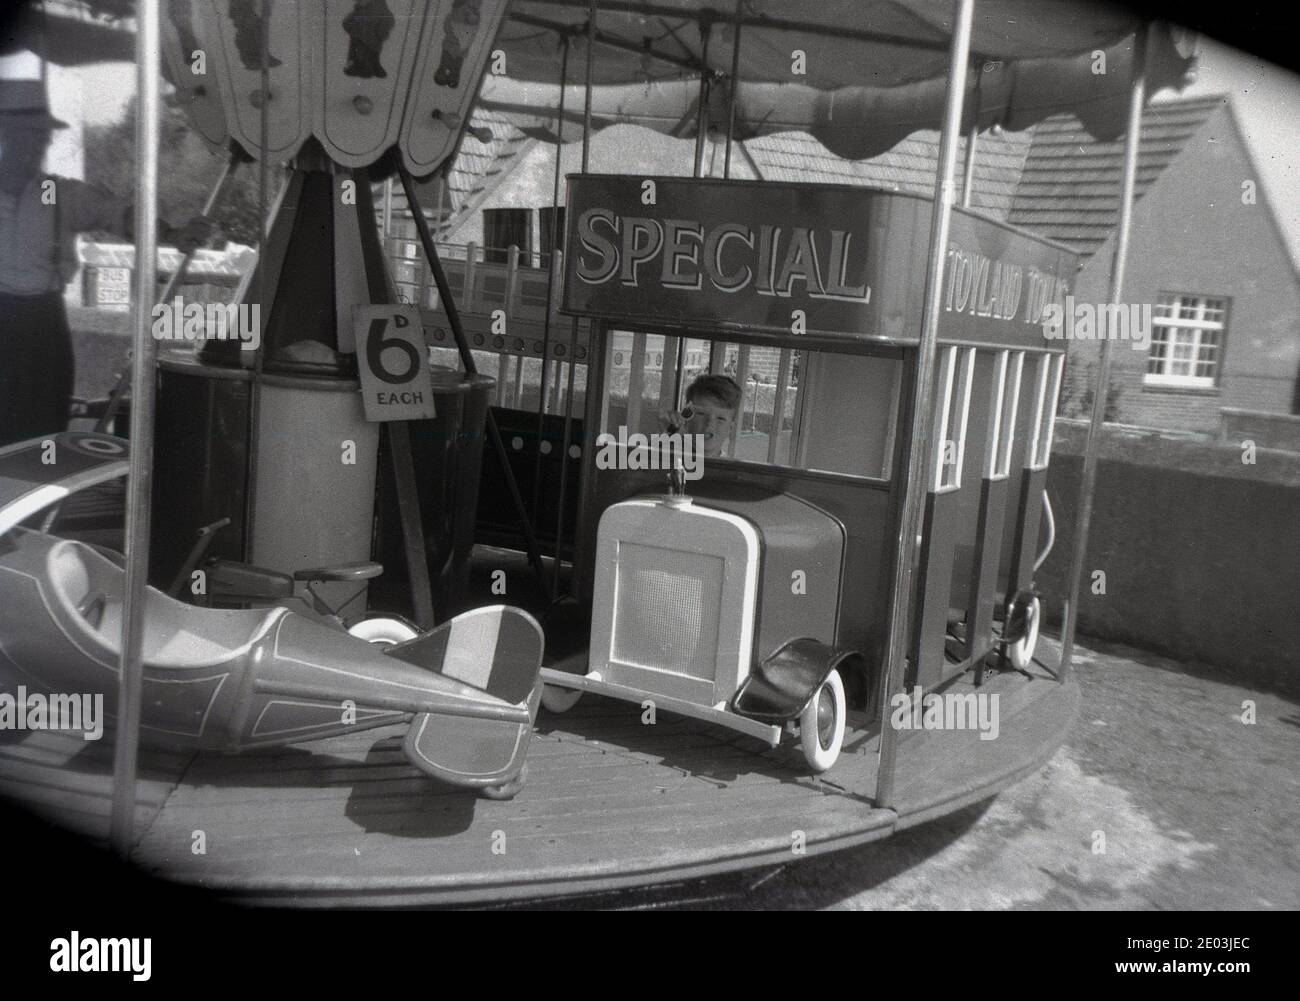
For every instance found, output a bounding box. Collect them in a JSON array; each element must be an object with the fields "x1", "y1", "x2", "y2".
[
  {"x1": 1027, "y1": 352, "x2": 1065, "y2": 471},
  {"x1": 597, "y1": 326, "x2": 899, "y2": 486},
  {"x1": 933, "y1": 345, "x2": 975, "y2": 494},
  {"x1": 986, "y1": 349, "x2": 1025, "y2": 481}
]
